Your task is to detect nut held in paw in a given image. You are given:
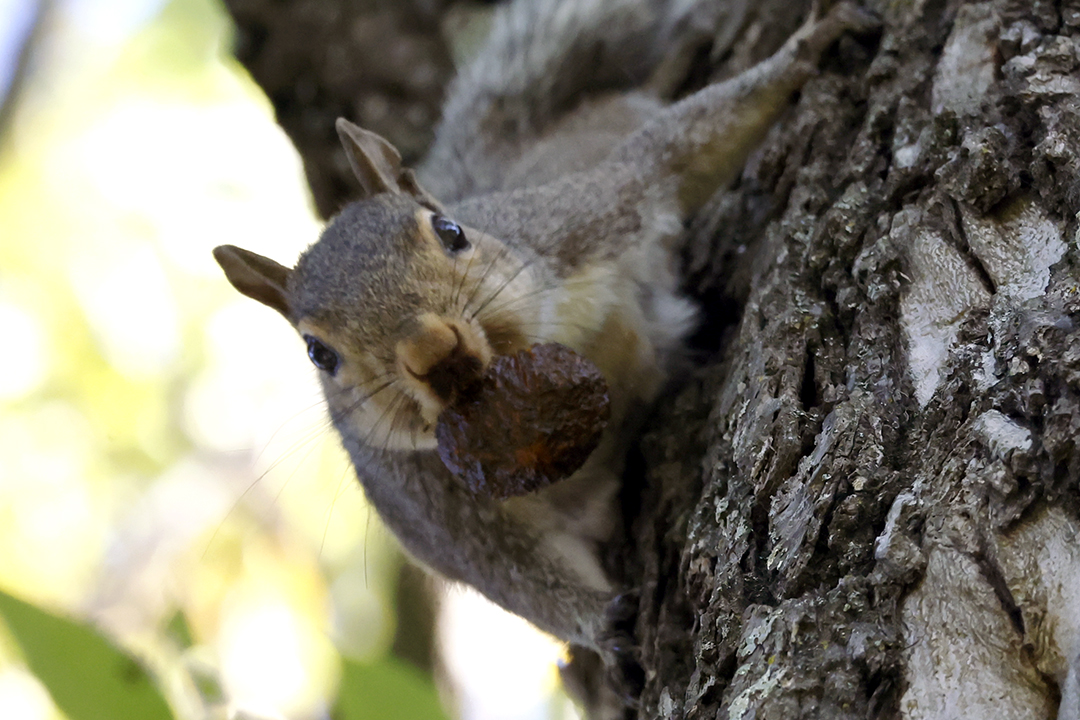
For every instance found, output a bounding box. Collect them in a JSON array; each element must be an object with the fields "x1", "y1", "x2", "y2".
[{"x1": 435, "y1": 343, "x2": 610, "y2": 499}]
